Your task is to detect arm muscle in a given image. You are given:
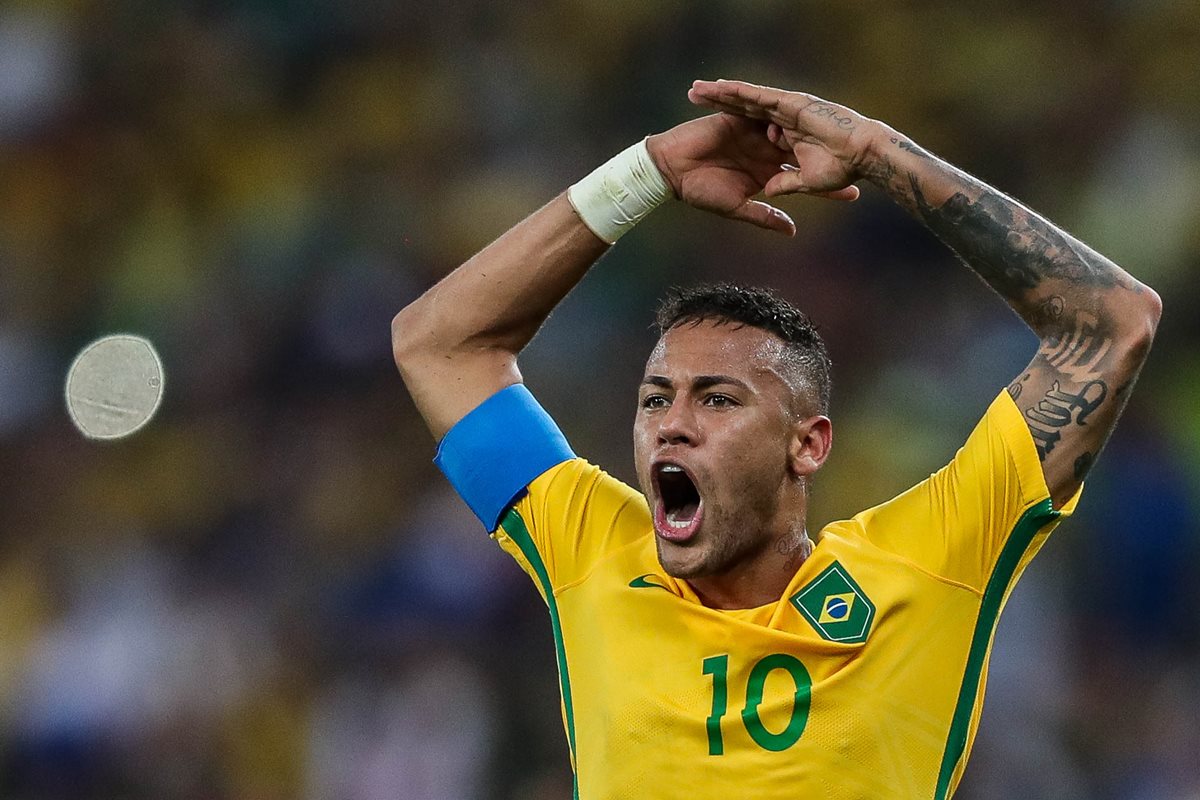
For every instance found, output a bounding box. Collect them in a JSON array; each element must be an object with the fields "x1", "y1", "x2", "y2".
[
  {"x1": 392, "y1": 193, "x2": 608, "y2": 440},
  {"x1": 868, "y1": 139, "x2": 1161, "y2": 507}
]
